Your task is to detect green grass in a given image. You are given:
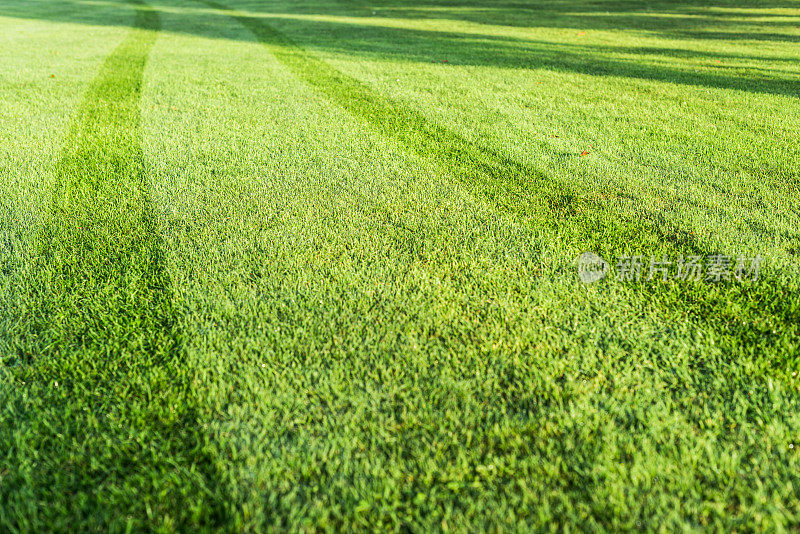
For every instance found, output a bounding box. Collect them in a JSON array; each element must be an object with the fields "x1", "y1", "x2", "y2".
[{"x1": 1, "y1": 0, "x2": 799, "y2": 530}]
